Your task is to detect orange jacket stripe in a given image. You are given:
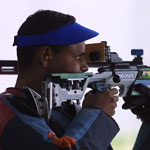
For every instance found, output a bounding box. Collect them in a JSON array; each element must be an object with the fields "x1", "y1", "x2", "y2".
[{"x1": 48, "y1": 131, "x2": 76, "y2": 148}]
